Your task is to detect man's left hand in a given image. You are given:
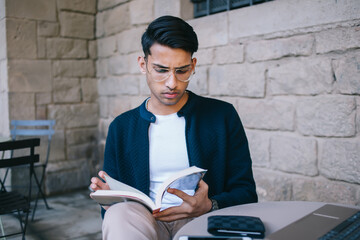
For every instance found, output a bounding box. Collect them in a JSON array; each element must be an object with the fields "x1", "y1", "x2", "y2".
[{"x1": 152, "y1": 180, "x2": 212, "y2": 222}]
